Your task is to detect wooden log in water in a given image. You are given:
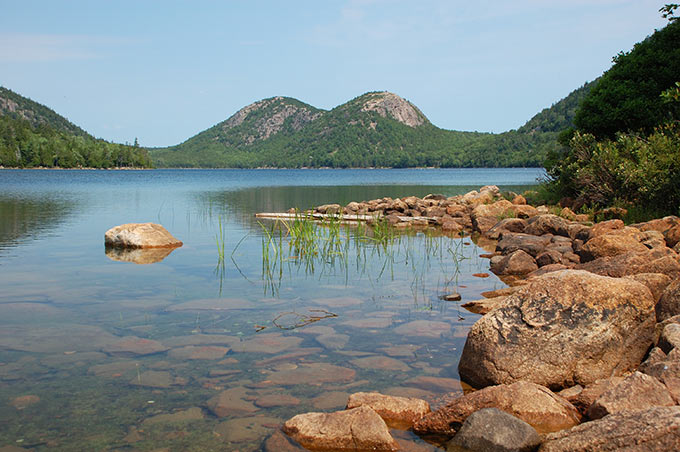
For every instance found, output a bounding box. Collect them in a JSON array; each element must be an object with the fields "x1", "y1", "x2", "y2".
[{"x1": 254, "y1": 212, "x2": 437, "y2": 224}]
